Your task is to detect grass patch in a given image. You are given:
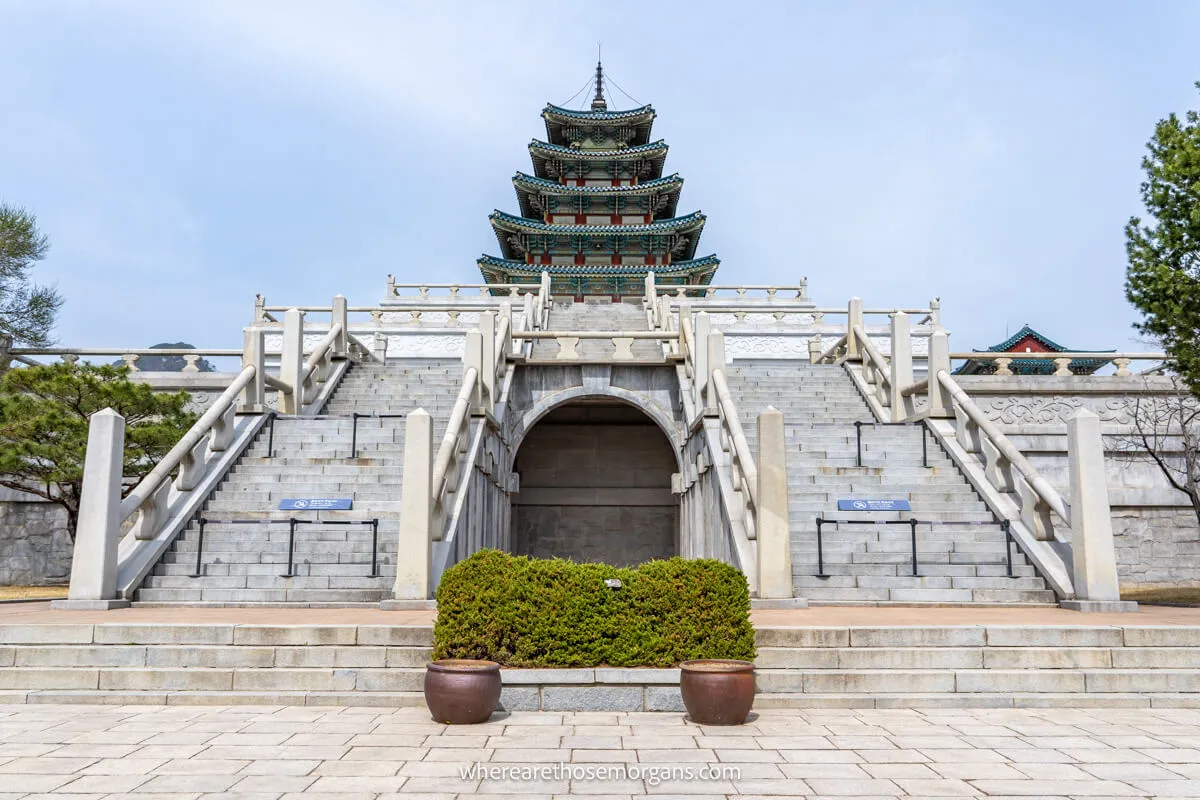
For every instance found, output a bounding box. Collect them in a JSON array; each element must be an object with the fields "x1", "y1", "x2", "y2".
[
  {"x1": 1121, "y1": 587, "x2": 1200, "y2": 606},
  {"x1": 0, "y1": 585, "x2": 68, "y2": 600}
]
